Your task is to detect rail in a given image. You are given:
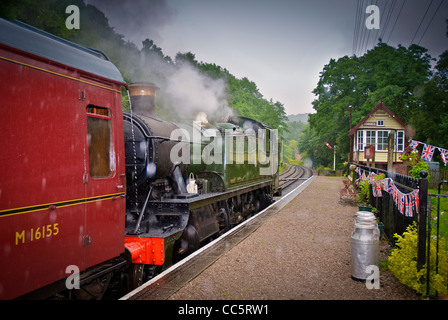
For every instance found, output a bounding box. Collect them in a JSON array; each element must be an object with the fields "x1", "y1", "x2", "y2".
[{"x1": 279, "y1": 165, "x2": 310, "y2": 190}]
